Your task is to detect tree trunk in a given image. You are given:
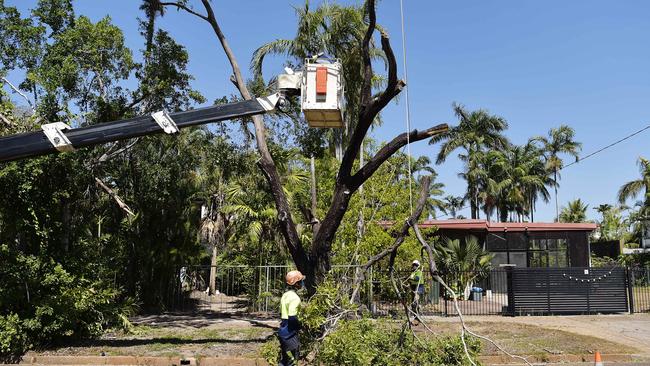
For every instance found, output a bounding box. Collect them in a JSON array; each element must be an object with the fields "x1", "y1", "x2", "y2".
[
  {"x1": 554, "y1": 169, "x2": 559, "y2": 222},
  {"x1": 161, "y1": 0, "x2": 447, "y2": 294},
  {"x1": 470, "y1": 184, "x2": 478, "y2": 219},
  {"x1": 500, "y1": 205, "x2": 508, "y2": 222},
  {"x1": 311, "y1": 183, "x2": 353, "y2": 284},
  {"x1": 310, "y1": 155, "x2": 320, "y2": 236}
]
